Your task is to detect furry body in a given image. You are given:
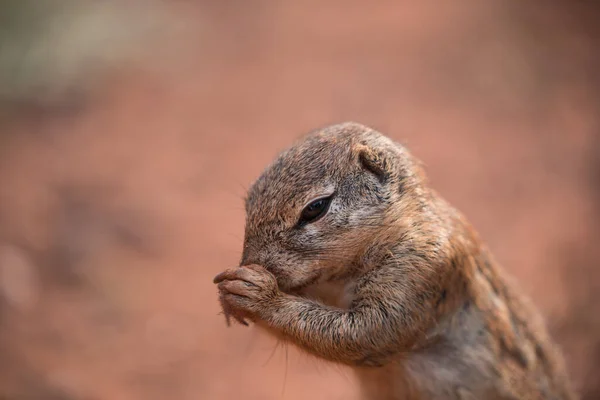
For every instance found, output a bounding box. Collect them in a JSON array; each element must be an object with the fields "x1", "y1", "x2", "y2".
[{"x1": 214, "y1": 122, "x2": 576, "y2": 400}]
